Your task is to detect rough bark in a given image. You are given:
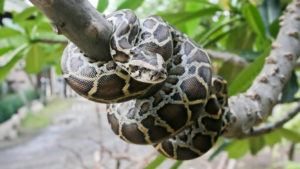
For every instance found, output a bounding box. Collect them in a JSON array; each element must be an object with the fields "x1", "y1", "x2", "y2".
[
  {"x1": 224, "y1": 0, "x2": 300, "y2": 137},
  {"x1": 29, "y1": 0, "x2": 112, "y2": 61}
]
